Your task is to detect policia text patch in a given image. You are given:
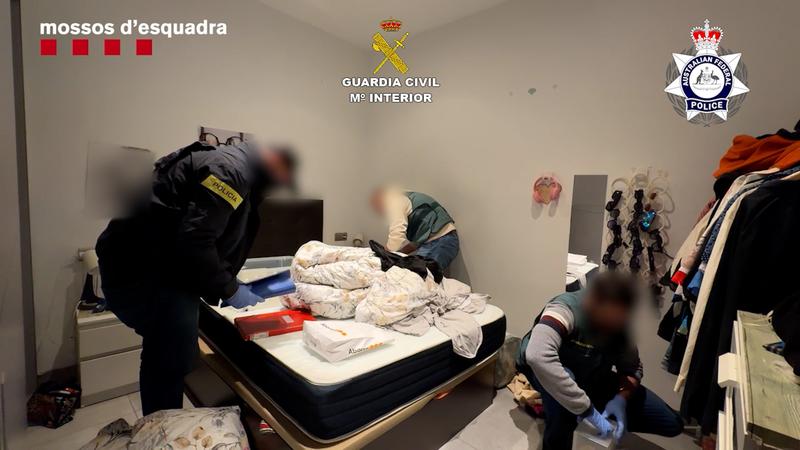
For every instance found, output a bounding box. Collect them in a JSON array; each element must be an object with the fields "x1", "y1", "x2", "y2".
[{"x1": 201, "y1": 174, "x2": 243, "y2": 209}]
